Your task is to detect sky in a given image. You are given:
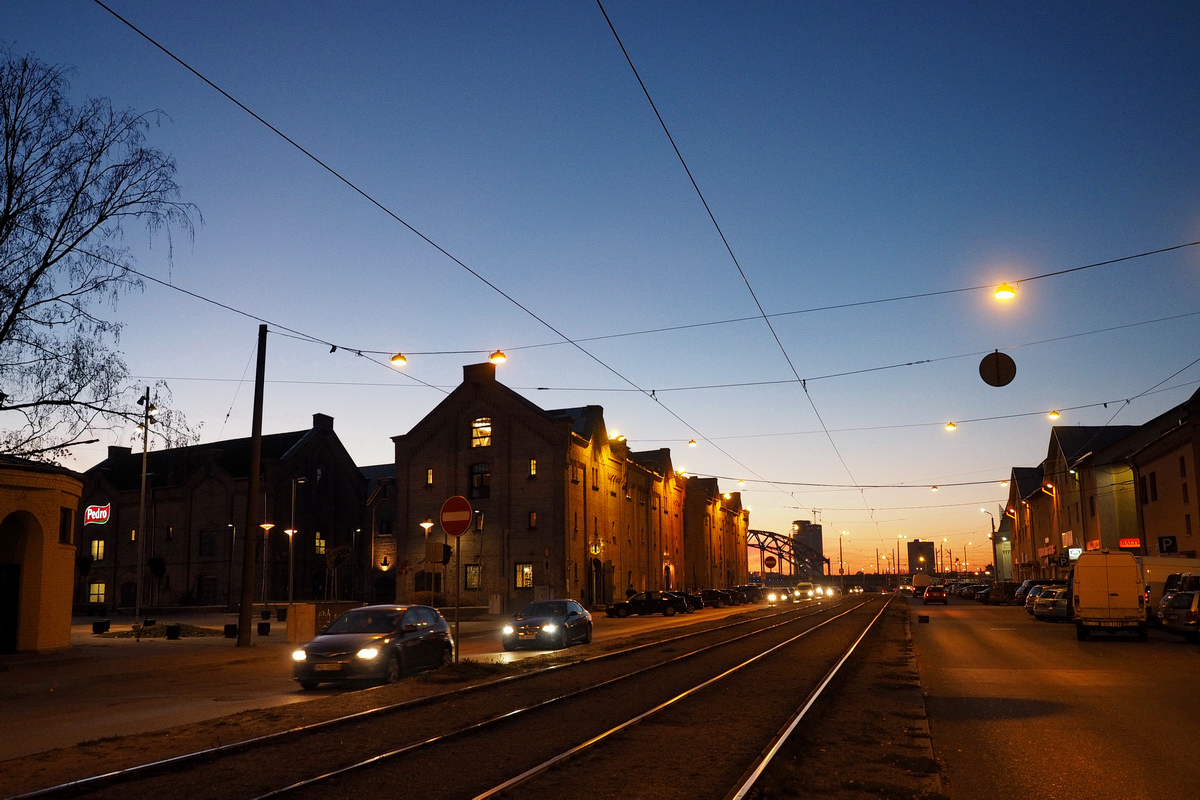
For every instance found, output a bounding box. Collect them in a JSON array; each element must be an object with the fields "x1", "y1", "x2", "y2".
[{"x1": 7, "y1": 1, "x2": 1200, "y2": 574}]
